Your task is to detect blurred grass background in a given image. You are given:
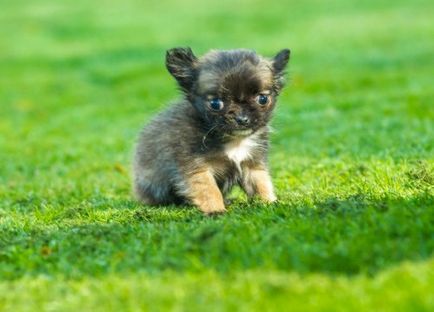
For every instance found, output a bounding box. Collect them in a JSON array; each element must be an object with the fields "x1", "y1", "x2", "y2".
[{"x1": 0, "y1": 0, "x2": 433, "y2": 311}]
